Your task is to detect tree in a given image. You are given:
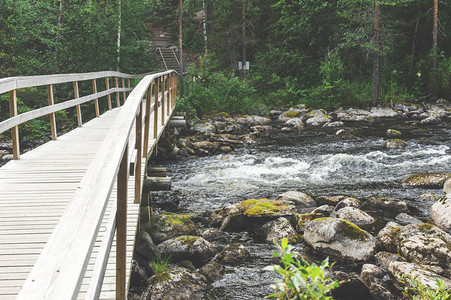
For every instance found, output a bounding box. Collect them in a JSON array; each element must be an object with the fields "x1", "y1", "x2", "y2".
[{"x1": 371, "y1": 0, "x2": 380, "y2": 107}]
